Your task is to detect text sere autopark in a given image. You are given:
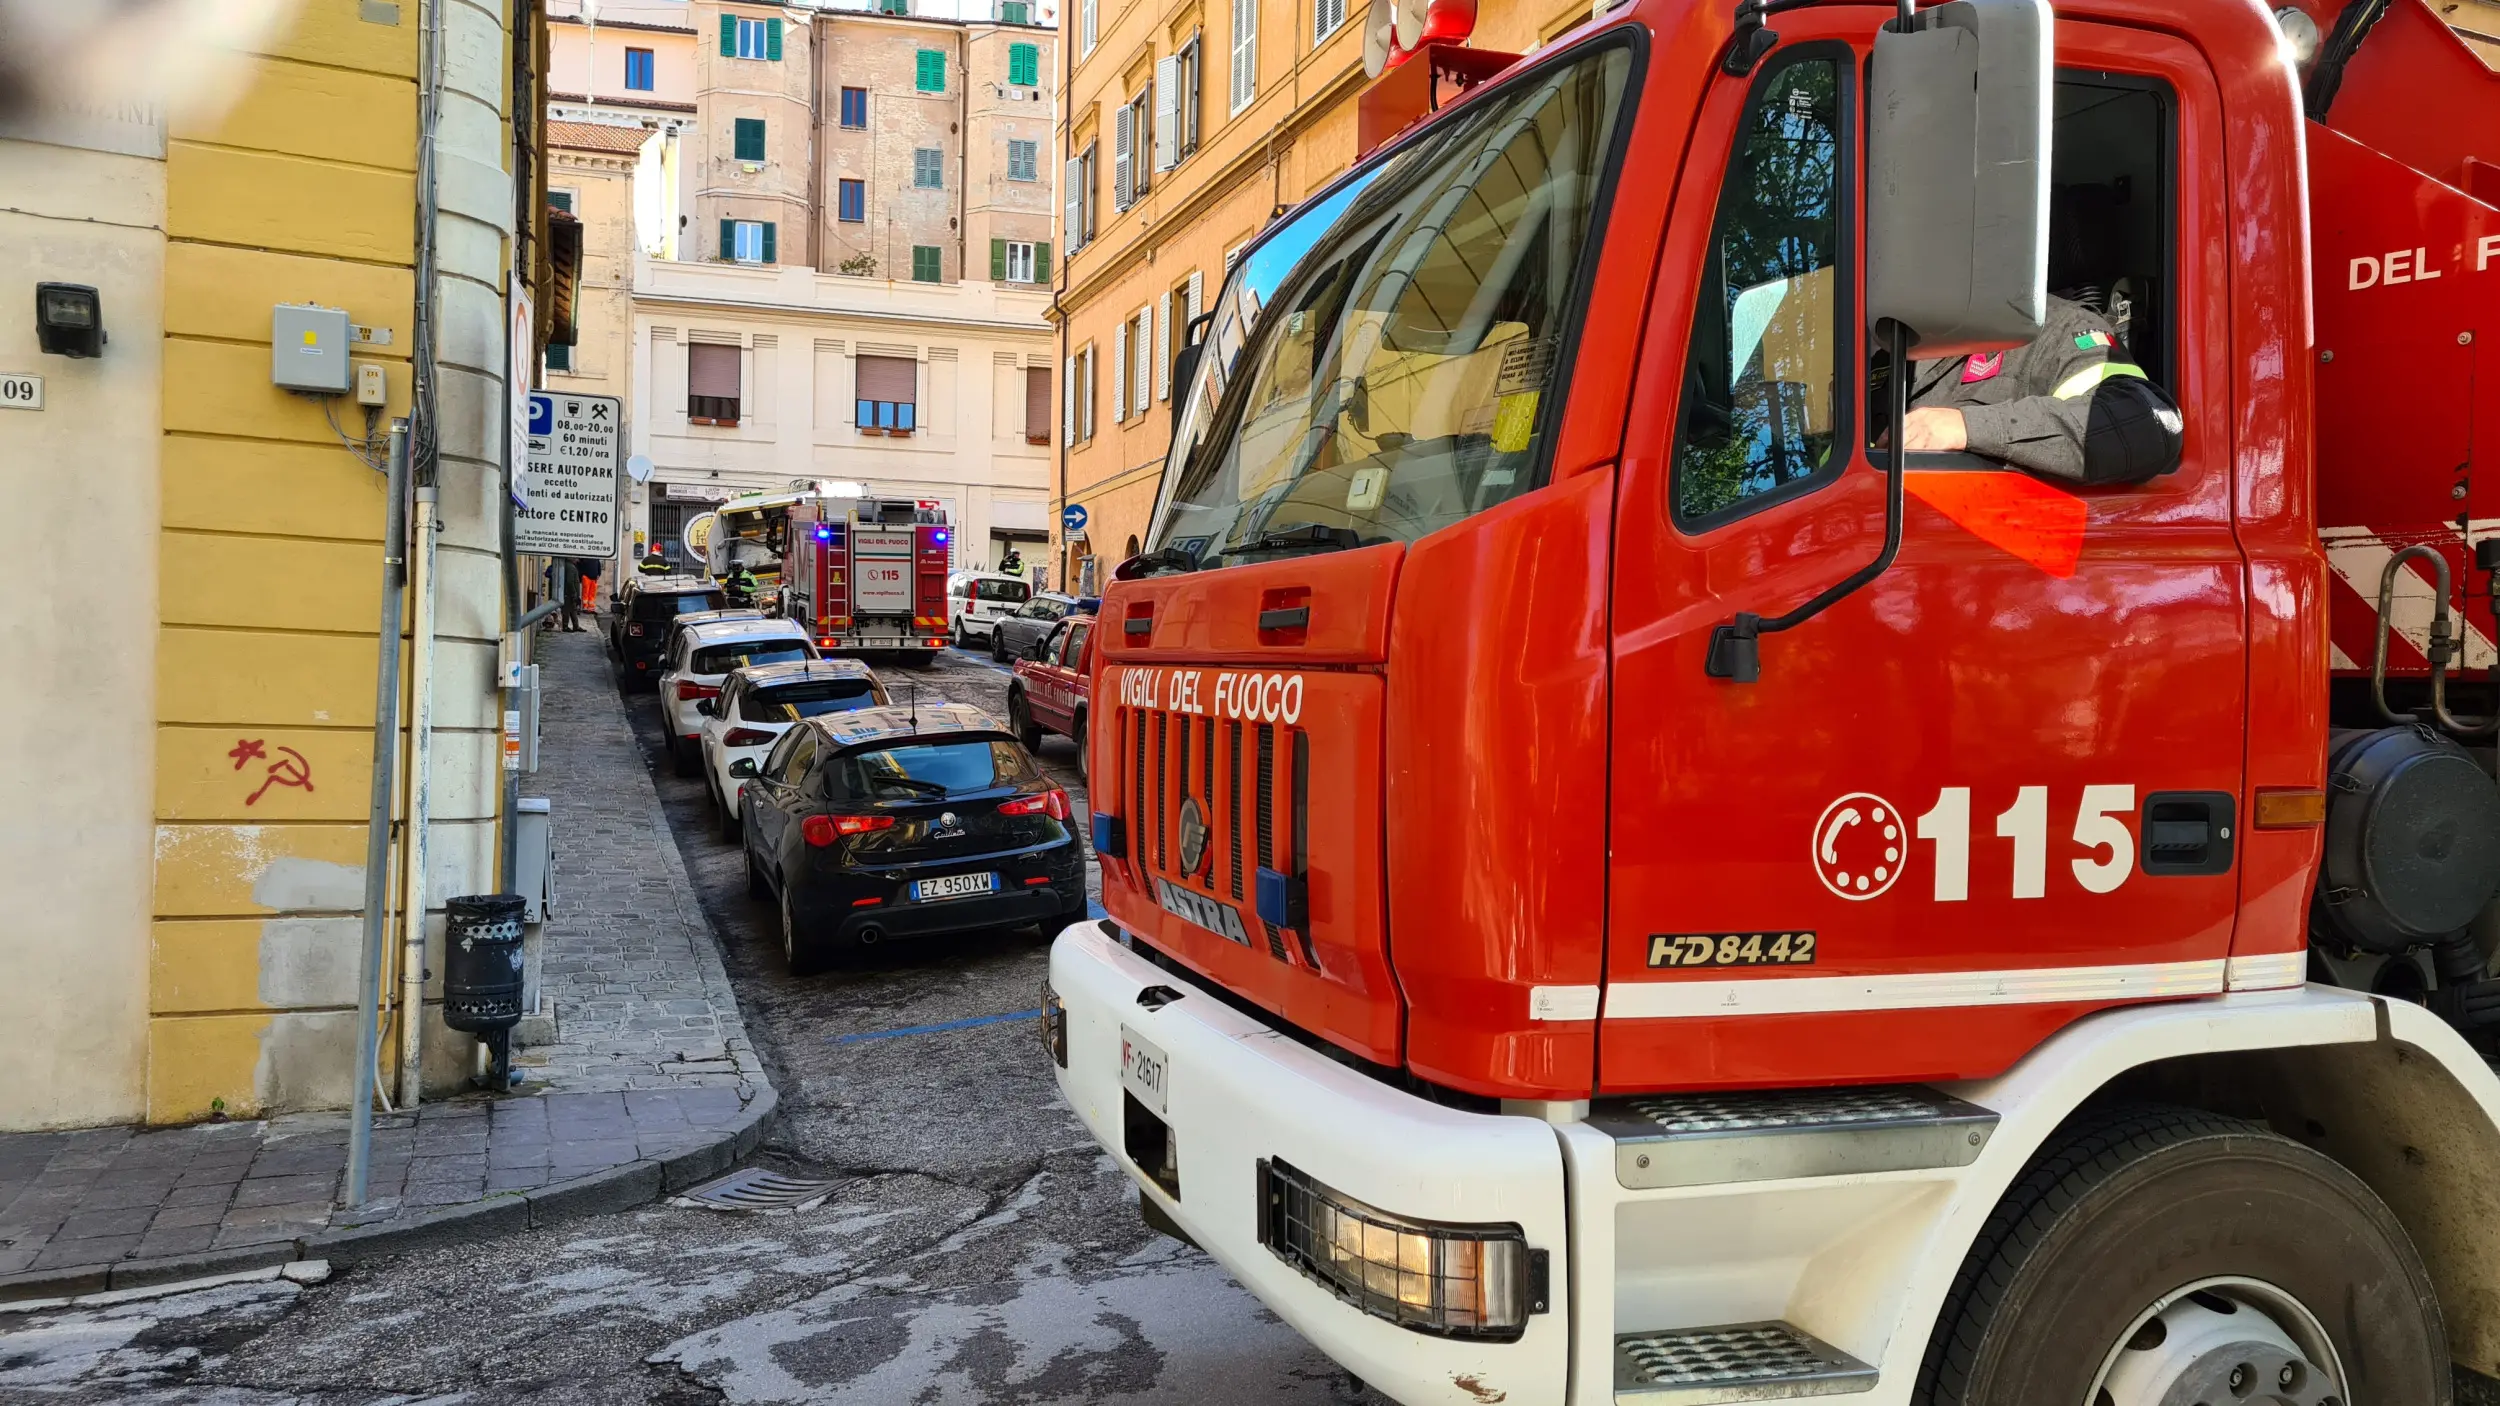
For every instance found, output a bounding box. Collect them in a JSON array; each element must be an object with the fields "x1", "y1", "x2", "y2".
[
  {"x1": 2346, "y1": 235, "x2": 2500, "y2": 289},
  {"x1": 1114, "y1": 666, "x2": 1305, "y2": 725}
]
